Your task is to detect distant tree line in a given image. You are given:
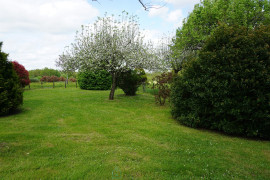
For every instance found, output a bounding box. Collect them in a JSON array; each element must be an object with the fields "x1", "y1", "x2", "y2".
[{"x1": 29, "y1": 67, "x2": 61, "y2": 78}]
